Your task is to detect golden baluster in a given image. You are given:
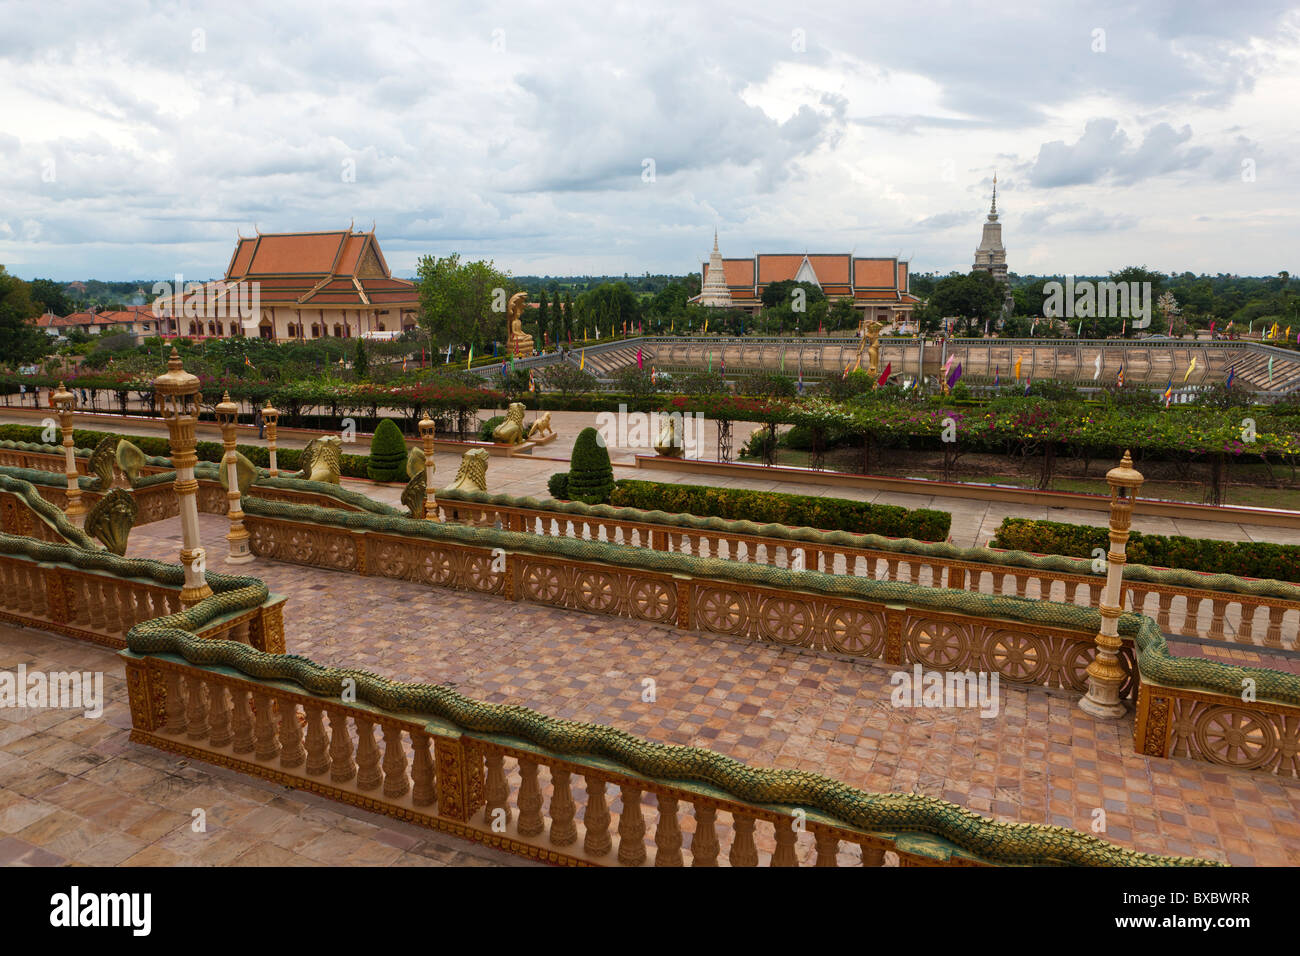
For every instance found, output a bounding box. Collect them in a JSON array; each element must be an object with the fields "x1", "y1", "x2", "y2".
[
  {"x1": 483, "y1": 750, "x2": 511, "y2": 828},
  {"x1": 277, "y1": 699, "x2": 305, "y2": 768},
  {"x1": 515, "y1": 759, "x2": 544, "y2": 837},
  {"x1": 328, "y1": 712, "x2": 357, "y2": 783},
  {"x1": 616, "y1": 785, "x2": 646, "y2": 866},
  {"x1": 548, "y1": 768, "x2": 577, "y2": 846},
  {"x1": 814, "y1": 829, "x2": 839, "y2": 866},
  {"x1": 381, "y1": 725, "x2": 409, "y2": 798},
  {"x1": 690, "y1": 804, "x2": 720, "y2": 866},
  {"x1": 411, "y1": 734, "x2": 436, "y2": 807},
  {"x1": 354, "y1": 719, "x2": 383, "y2": 790},
  {"x1": 729, "y1": 813, "x2": 759, "y2": 866},
  {"x1": 582, "y1": 775, "x2": 612, "y2": 857},
  {"x1": 771, "y1": 817, "x2": 799, "y2": 867},
  {"x1": 251, "y1": 693, "x2": 280, "y2": 761},
  {"x1": 652, "y1": 794, "x2": 683, "y2": 867},
  {"x1": 184, "y1": 674, "x2": 209, "y2": 740},
  {"x1": 207, "y1": 679, "x2": 231, "y2": 747},
  {"x1": 230, "y1": 687, "x2": 254, "y2": 753},
  {"x1": 304, "y1": 705, "x2": 329, "y2": 776},
  {"x1": 163, "y1": 670, "x2": 186, "y2": 734}
]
